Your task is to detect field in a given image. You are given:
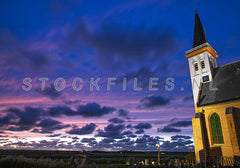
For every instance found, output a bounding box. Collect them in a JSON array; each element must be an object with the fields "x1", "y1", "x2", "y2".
[{"x1": 0, "y1": 149, "x2": 195, "y2": 168}]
